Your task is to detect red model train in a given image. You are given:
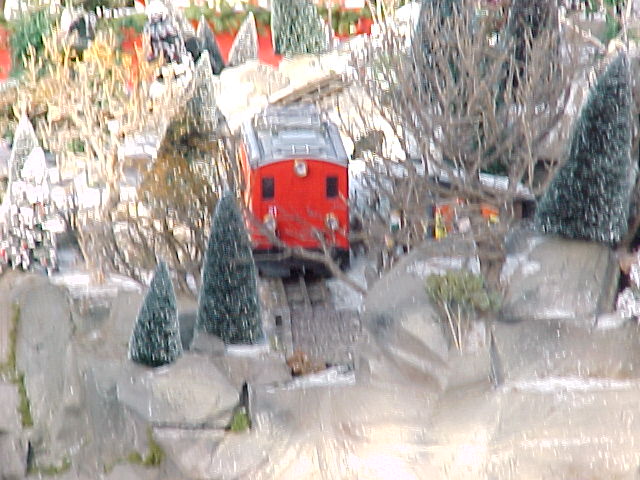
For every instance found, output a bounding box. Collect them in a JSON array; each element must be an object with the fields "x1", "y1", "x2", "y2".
[{"x1": 240, "y1": 104, "x2": 350, "y2": 277}]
